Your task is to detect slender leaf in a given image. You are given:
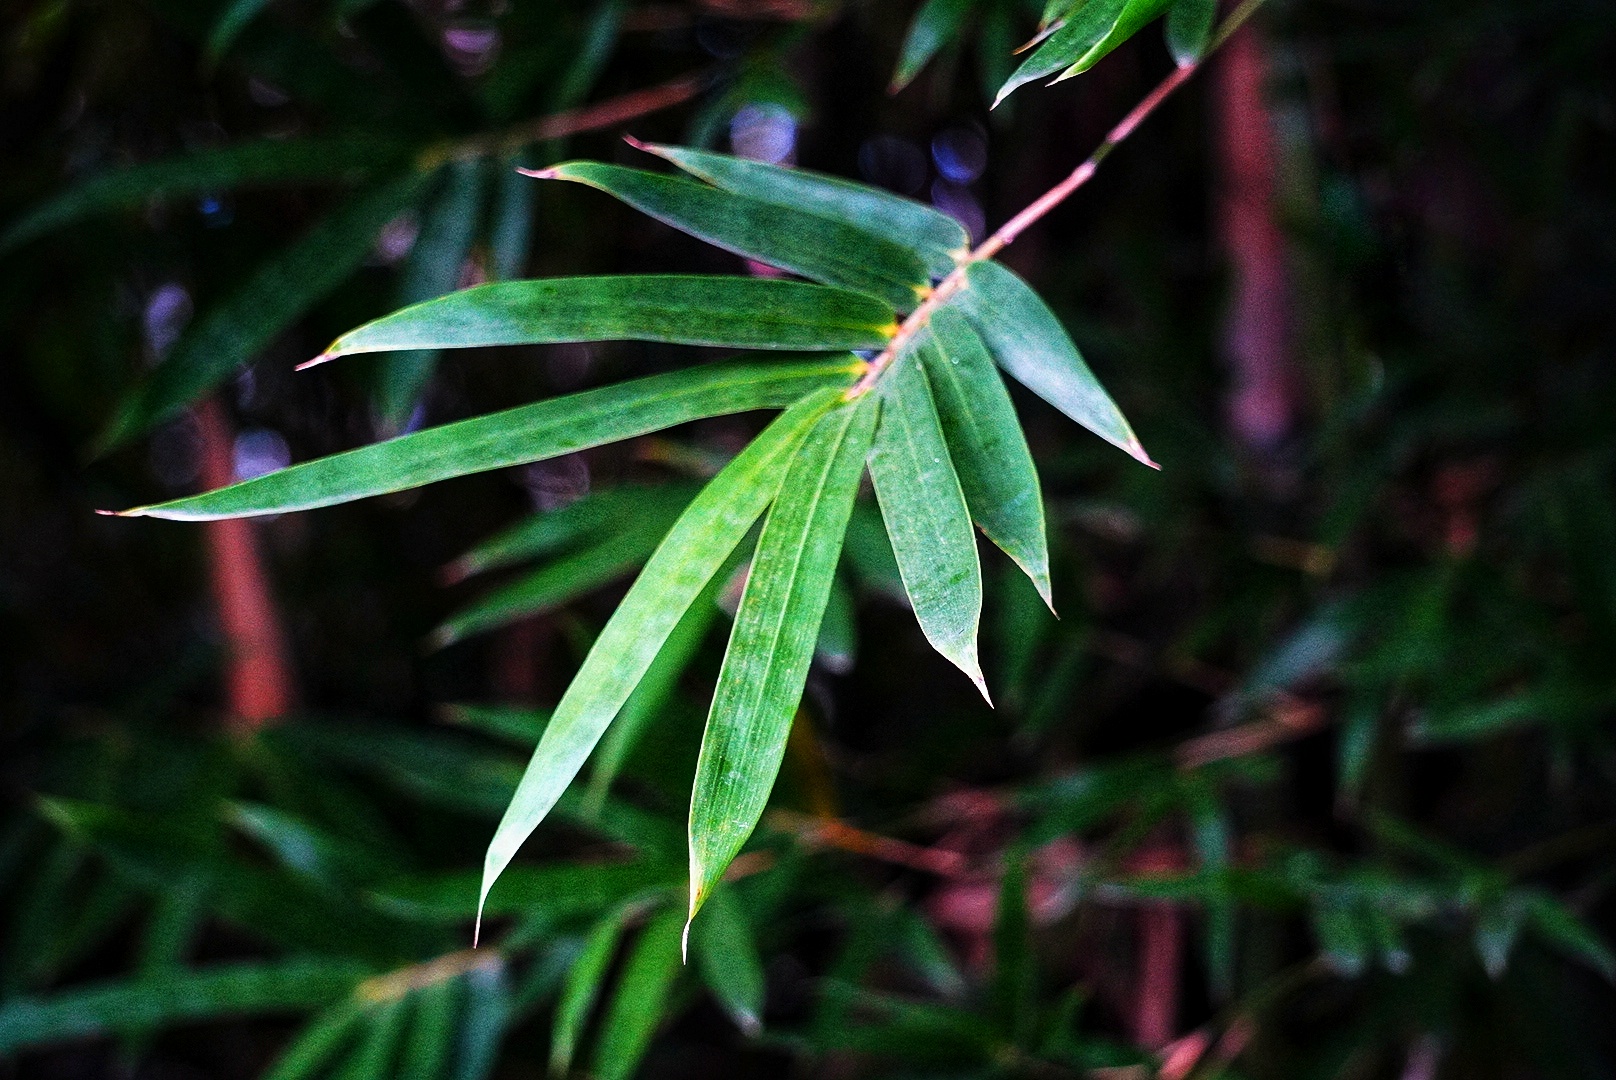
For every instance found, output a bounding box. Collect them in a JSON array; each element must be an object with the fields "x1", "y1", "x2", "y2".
[
  {"x1": 1526, "y1": 893, "x2": 1616, "y2": 982},
  {"x1": 319, "y1": 275, "x2": 896, "y2": 358},
  {"x1": 920, "y1": 308, "x2": 1052, "y2": 607},
  {"x1": 815, "y1": 572, "x2": 858, "y2": 674},
  {"x1": 478, "y1": 391, "x2": 843, "y2": 925},
  {"x1": 891, "y1": 0, "x2": 975, "y2": 93},
  {"x1": 206, "y1": 0, "x2": 273, "y2": 65},
  {"x1": 994, "y1": 0, "x2": 1127, "y2": 105},
  {"x1": 262, "y1": 1002, "x2": 368, "y2": 1080},
  {"x1": 1046, "y1": 0, "x2": 1177, "y2": 85},
  {"x1": 540, "y1": 162, "x2": 931, "y2": 311},
  {"x1": 448, "y1": 485, "x2": 698, "y2": 581},
  {"x1": 691, "y1": 884, "x2": 767, "y2": 1036},
  {"x1": 551, "y1": 905, "x2": 634, "y2": 1076},
  {"x1": 687, "y1": 394, "x2": 879, "y2": 921},
  {"x1": 636, "y1": 142, "x2": 968, "y2": 279},
  {"x1": 1165, "y1": 0, "x2": 1217, "y2": 66},
  {"x1": 0, "y1": 136, "x2": 408, "y2": 253},
  {"x1": 868, "y1": 347, "x2": 987, "y2": 696},
  {"x1": 331, "y1": 998, "x2": 410, "y2": 1080},
  {"x1": 591, "y1": 905, "x2": 687, "y2": 1080},
  {"x1": 440, "y1": 703, "x2": 551, "y2": 746},
  {"x1": 98, "y1": 169, "x2": 434, "y2": 450},
  {"x1": 398, "y1": 977, "x2": 461, "y2": 1080},
  {"x1": 949, "y1": 260, "x2": 1153, "y2": 466},
  {"x1": 489, "y1": 156, "x2": 537, "y2": 281},
  {"x1": 115, "y1": 358, "x2": 861, "y2": 520},
  {"x1": 992, "y1": 858, "x2": 1034, "y2": 1044},
  {"x1": 452, "y1": 961, "x2": 510, "y2": 1080},
  {"x1": 0, "y1": 959, "x2": 368, "y2": 1053}
]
